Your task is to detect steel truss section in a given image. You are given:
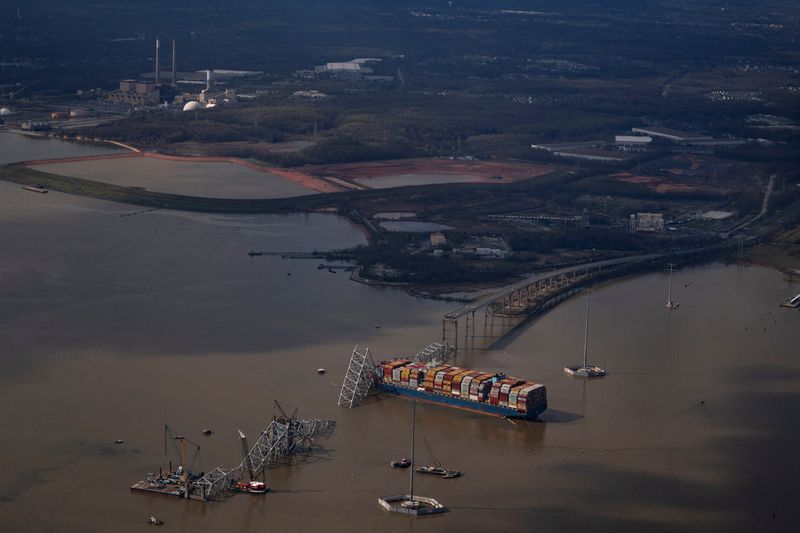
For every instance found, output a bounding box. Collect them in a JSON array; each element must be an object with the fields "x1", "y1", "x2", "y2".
[
  {"x1": 337, "y1": 345, "x2": 377, "y2": 408},
  {"x1": 412, "y1": 342, "x2": 453, "y2": 366},
  {"x1": 191, "y1": 467, "x2": 236, "y2": 501},
  {"x1": 238, "y1": 417, "x2": 337, "y2": 480}
]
